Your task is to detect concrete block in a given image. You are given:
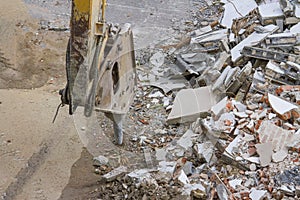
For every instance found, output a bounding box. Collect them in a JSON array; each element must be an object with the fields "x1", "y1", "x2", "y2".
[{"x1": 167, "y1": 86, "x2": 217, "y2": 124}]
